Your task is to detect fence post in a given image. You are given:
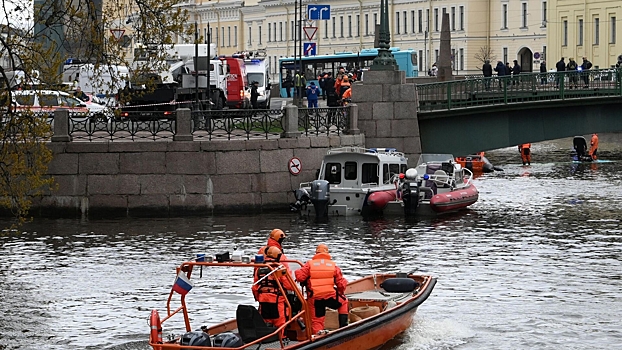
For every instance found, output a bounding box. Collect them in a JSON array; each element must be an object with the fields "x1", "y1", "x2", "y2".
[
  {"x1": 281, "y1": 104, "x2": 301, "y2": 138},
  {"x1": 447, "y1": 82, "x2": 452, "y2": 110},
  {"x1": 174, "y1": 108, "x2": 193, "y2": 141},
  {"x1": 347, "y1": 104, "x2": 360, "y2": 135},
  {"x1": 51, "y1": 109, "x2": 71, "y2": 142}
]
